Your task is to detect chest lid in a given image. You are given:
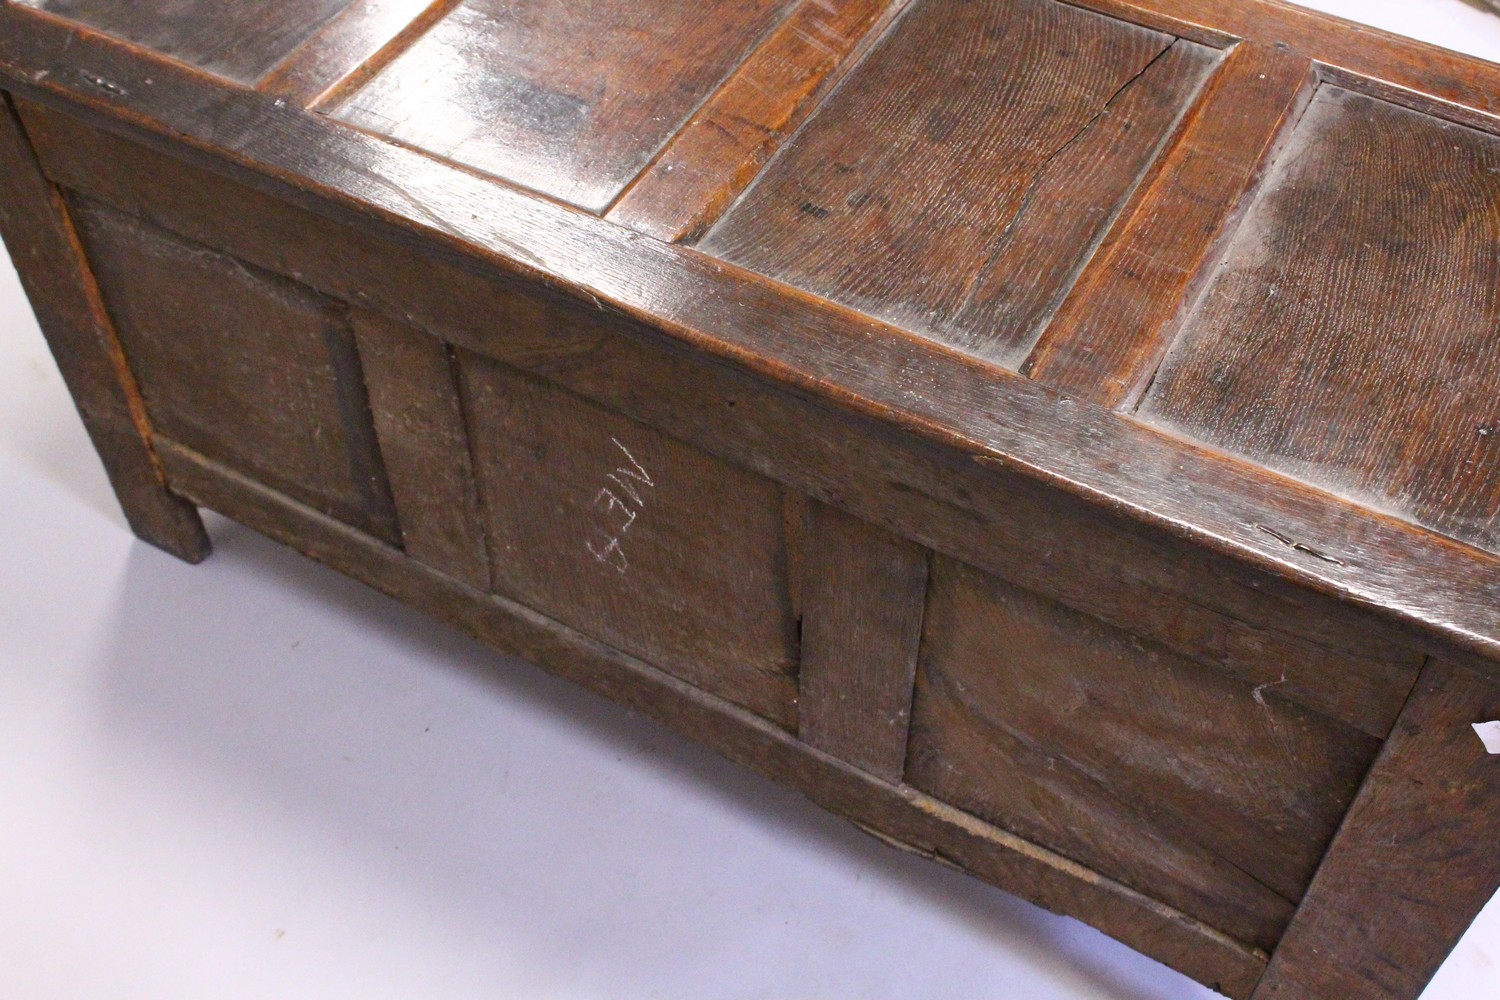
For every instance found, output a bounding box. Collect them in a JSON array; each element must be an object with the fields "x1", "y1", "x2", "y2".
[{"x1": 6, "y1": 0, "x2": 1500, "y2": 667}]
